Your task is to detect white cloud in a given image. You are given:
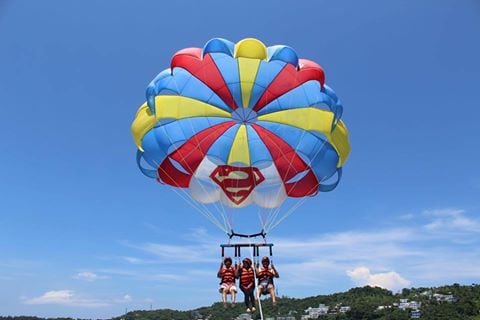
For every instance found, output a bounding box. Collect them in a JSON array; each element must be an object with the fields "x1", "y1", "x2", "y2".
[
  {"x1": 98, "y1": 268, "x2": 187, "y2": 282},
  {"x1": 271, "y1": 228, "x2": 419, "y2": 261},
  {"x1": 259, "y1": 209, "x2": 480, "y2": 290},
  {"x1": 115, "y1": 208, "x2": 480, "y2": 295},
  {"x1": 423, "y1": 208, "x2": 480, "y2": 233},
  {"x1": 74, "y1": 272, "x2": 107, "y2": 282},
  {"x1": 122, "y1": 256, "x2": 157, "y2": 265},
  {"x1": 24, "y1": 290, "x2": 136, "y2": 308},
  {"x1": 124, "y1": 236, "x2": 218, "y2": 264},
  {"x1": 113, "y1": 294, "x2": 132, "y2": 304},
  {"x1": 399, "y1": 213, "x2": 415, "y2": 220},
  {"x1": 139, "y1": 243, "x2": 214, "y2": 263},
  {"x1": 347, "y1": 267, "x2": 411, "y2": 292},
  {"x1": 24, "y1": 290, "x2": 109, "y2": 308}
]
